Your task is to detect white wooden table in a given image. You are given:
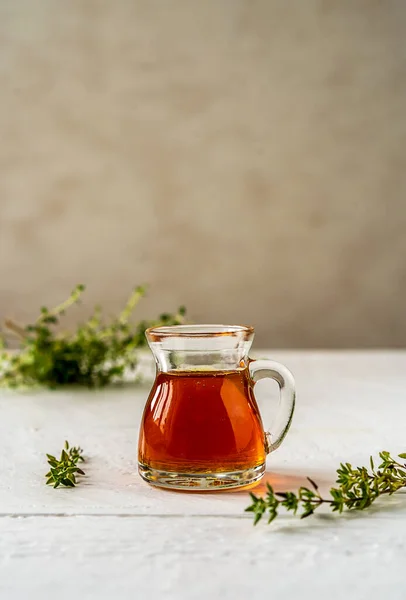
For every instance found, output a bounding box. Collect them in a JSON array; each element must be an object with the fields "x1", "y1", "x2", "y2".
[{"x1": 1, "y1": 351, "x2": 405, "y2": 600}]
